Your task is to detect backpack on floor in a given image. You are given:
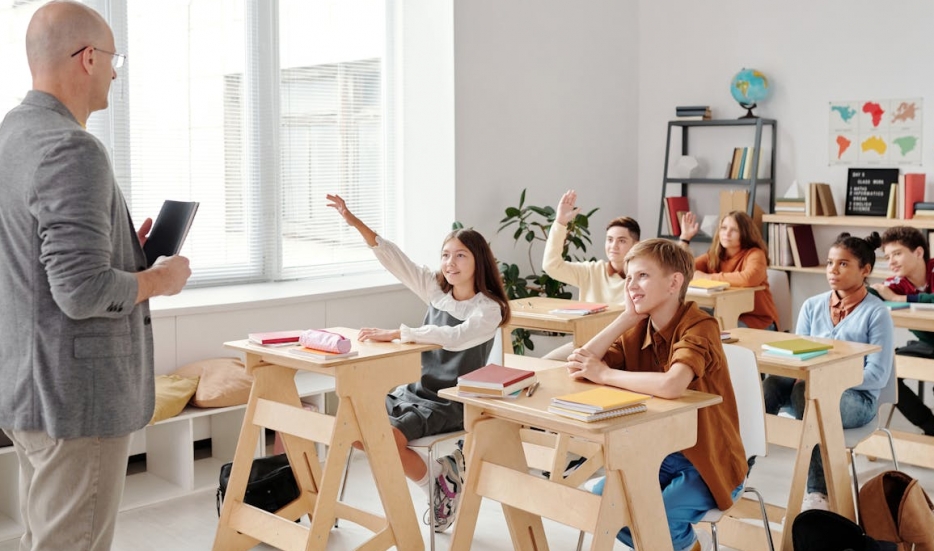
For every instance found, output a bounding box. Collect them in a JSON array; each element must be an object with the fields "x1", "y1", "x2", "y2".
[
  {"x1": 792, "y1": 510, "x2": 896, "y2": 551},
  {"x1": 216, "y1": 453, "x2": 300, "y2": 517}
]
